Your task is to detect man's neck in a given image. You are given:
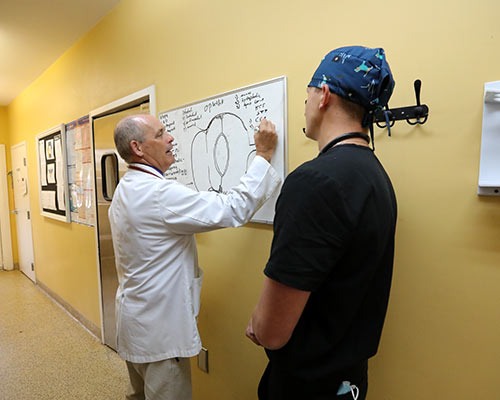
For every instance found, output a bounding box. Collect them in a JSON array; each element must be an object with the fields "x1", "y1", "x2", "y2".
[{"x1": 317, "y1": 124, "x2": 368, "y2": 151}]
